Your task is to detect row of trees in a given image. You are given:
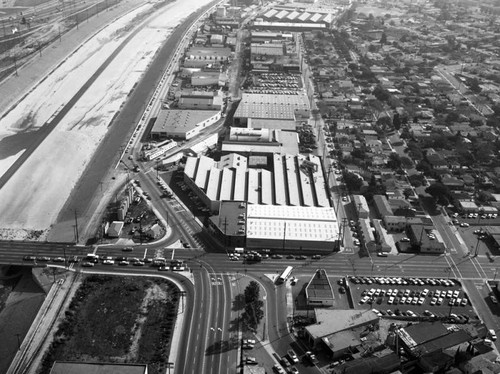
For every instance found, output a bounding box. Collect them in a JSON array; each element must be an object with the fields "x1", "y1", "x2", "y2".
[{"x1": 241, "y1": 281, "x2": 264, "y2": 331}]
